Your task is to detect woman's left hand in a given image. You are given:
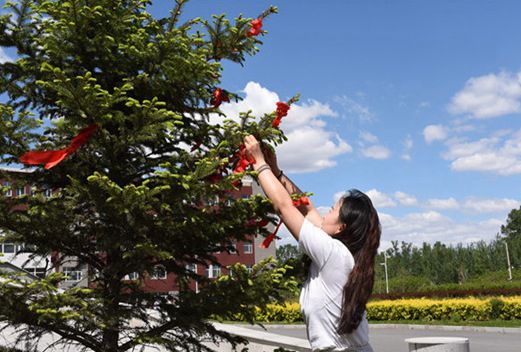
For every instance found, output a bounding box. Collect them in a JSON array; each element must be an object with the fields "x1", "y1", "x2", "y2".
[{"x1": 243, "y1": 135, "x2": 266, "y2": 166}]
